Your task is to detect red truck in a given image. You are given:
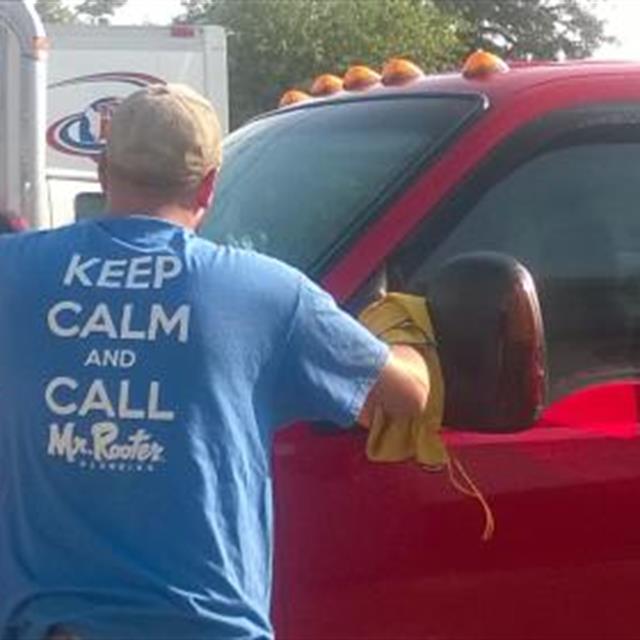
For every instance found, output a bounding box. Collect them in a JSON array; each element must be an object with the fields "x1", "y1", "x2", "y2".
[{"x1": 202, "y1": 53, "x2": 640, "y2": 639}]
